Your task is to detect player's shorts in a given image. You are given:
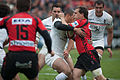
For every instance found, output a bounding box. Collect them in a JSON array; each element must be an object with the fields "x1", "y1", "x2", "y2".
[
  {"x1": 0, "y1": 49, "x2": 6, "y2": 73},
  {"x1": 1, "y1": 51, "x2": 38, "y2": 80},
  {"x1": 39, "y1": 45, "x2": 71, "y2": 67},
  {"x1": 74, "y1": 49, "x2": 100, "y2": 71},
  {"x1": 92, "y1": 39, "x2": 104, "y2": 51}
]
